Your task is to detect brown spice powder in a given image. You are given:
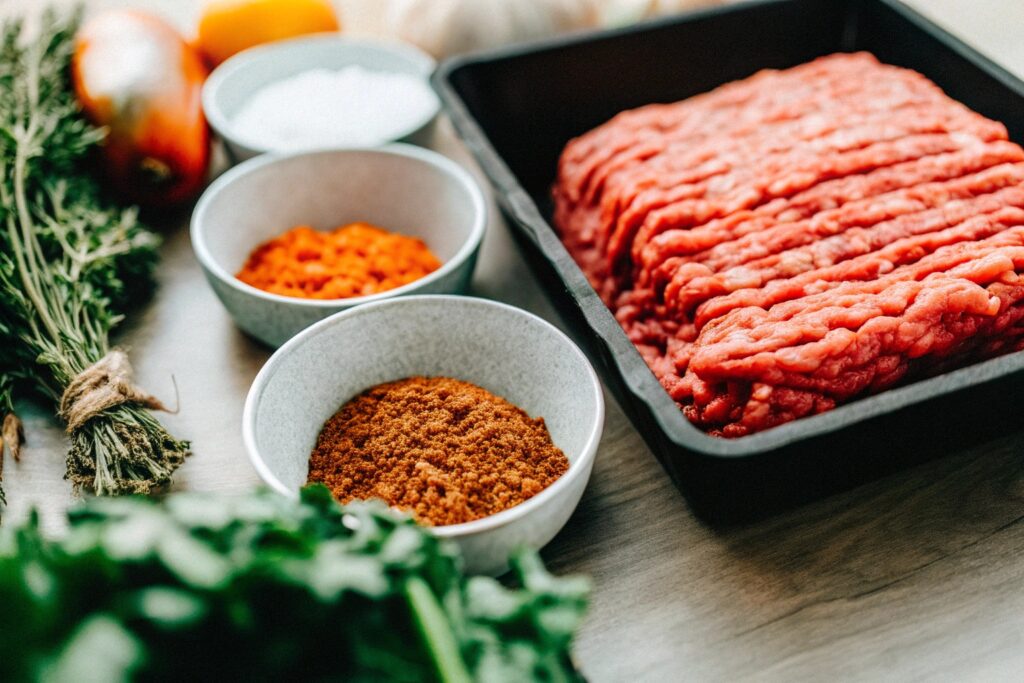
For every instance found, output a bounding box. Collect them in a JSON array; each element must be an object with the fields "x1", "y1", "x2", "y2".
[{"x1": 307, "y1": 376, "x2": 570, "y2": 526}]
